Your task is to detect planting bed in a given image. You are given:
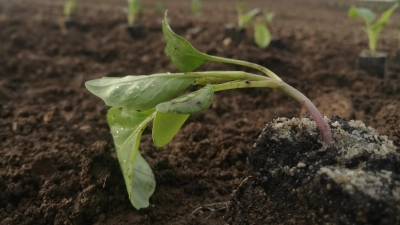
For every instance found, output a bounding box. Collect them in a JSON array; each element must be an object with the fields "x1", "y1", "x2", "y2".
[{"x1": 0, "y1": 0, "x2": 399, "y2": 224}]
